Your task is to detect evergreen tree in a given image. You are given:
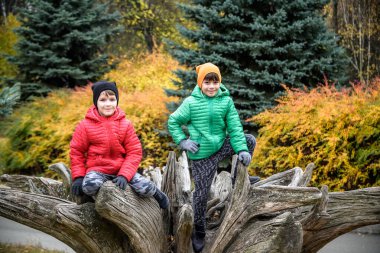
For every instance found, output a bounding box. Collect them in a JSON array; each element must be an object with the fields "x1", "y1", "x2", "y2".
[
  {"x1": 167, "y1": 0, "x2": 349, "y2": 126},
  {"x1": 8, "y1": 0, "x2": 121, "y2": 88},
  {"x1": 0, "y1": 84, "x2": 20, "y2": 118}
]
